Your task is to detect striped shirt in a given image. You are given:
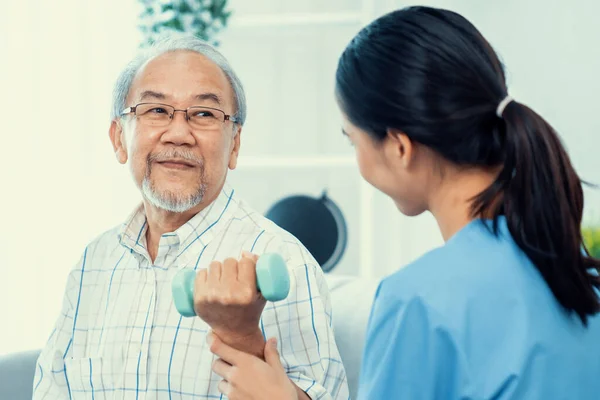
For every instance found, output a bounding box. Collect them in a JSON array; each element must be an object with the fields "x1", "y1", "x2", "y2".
[{"x1": 33, "y1": 183, "x2": 349, "y2": 400}]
